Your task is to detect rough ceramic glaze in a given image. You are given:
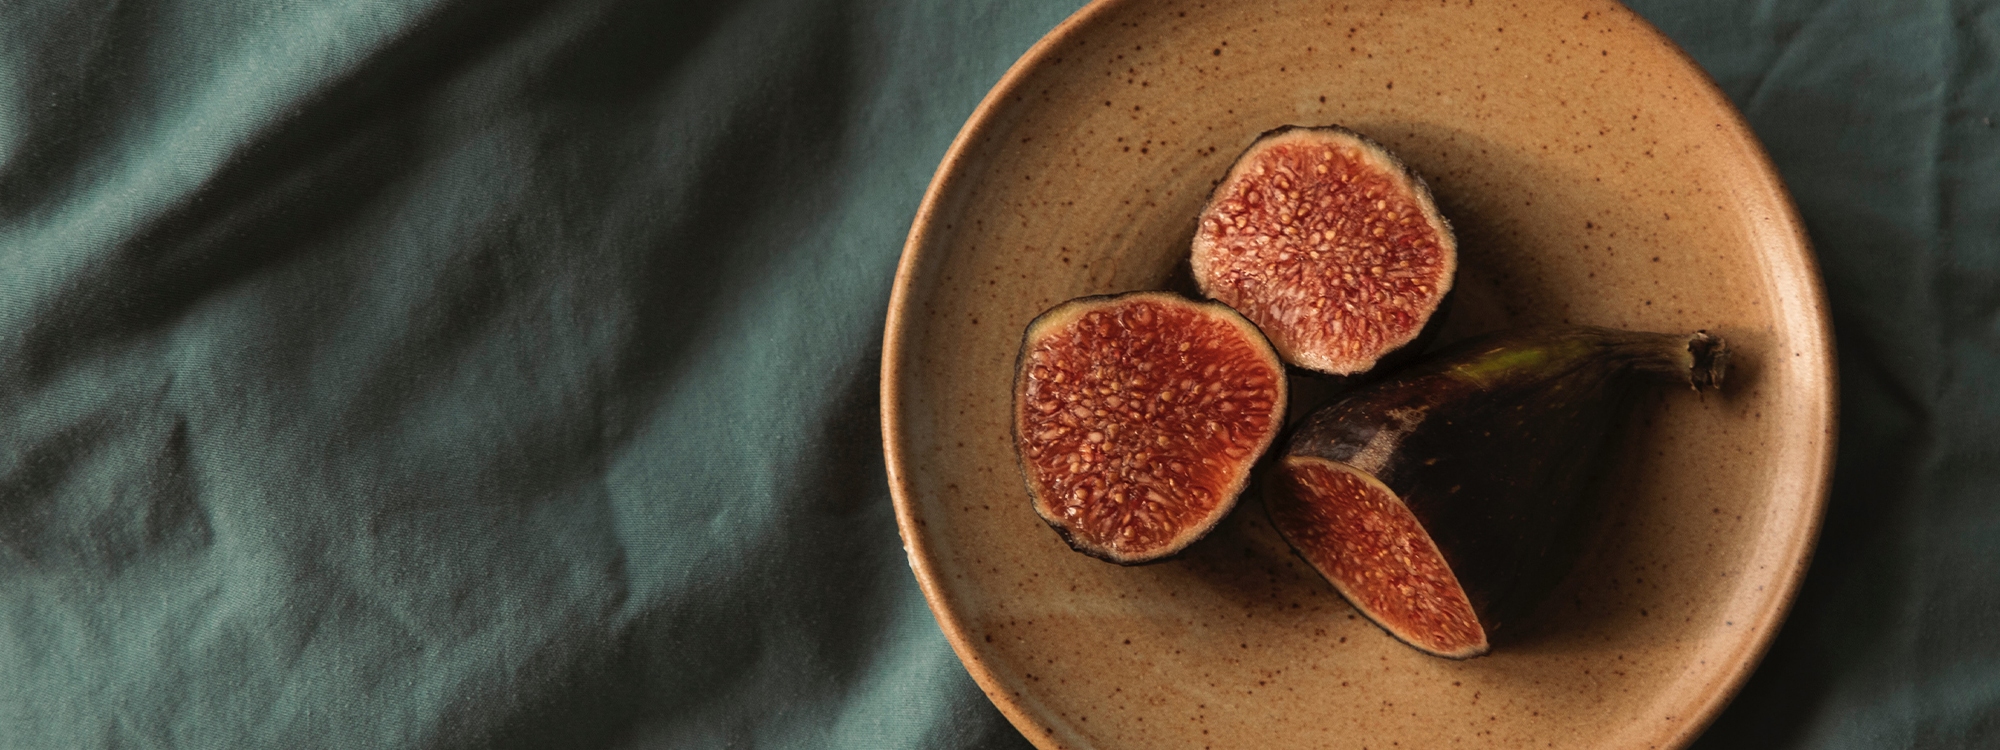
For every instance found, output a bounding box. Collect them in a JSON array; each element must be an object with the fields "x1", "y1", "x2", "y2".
[{"x1": 881, "y1": 0, "x2": 1836, "y2": 748}]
